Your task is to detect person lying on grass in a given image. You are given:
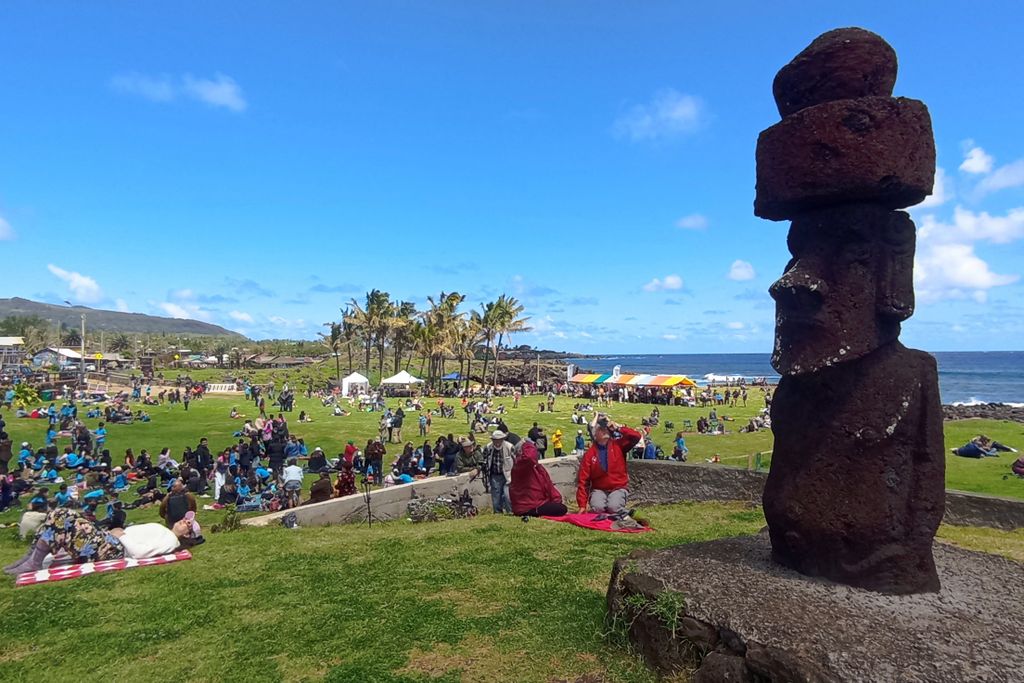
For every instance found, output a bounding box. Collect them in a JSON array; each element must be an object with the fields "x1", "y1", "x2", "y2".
[{"x1": 4, "y1": 507, "x2": 203, "y2": 576}]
